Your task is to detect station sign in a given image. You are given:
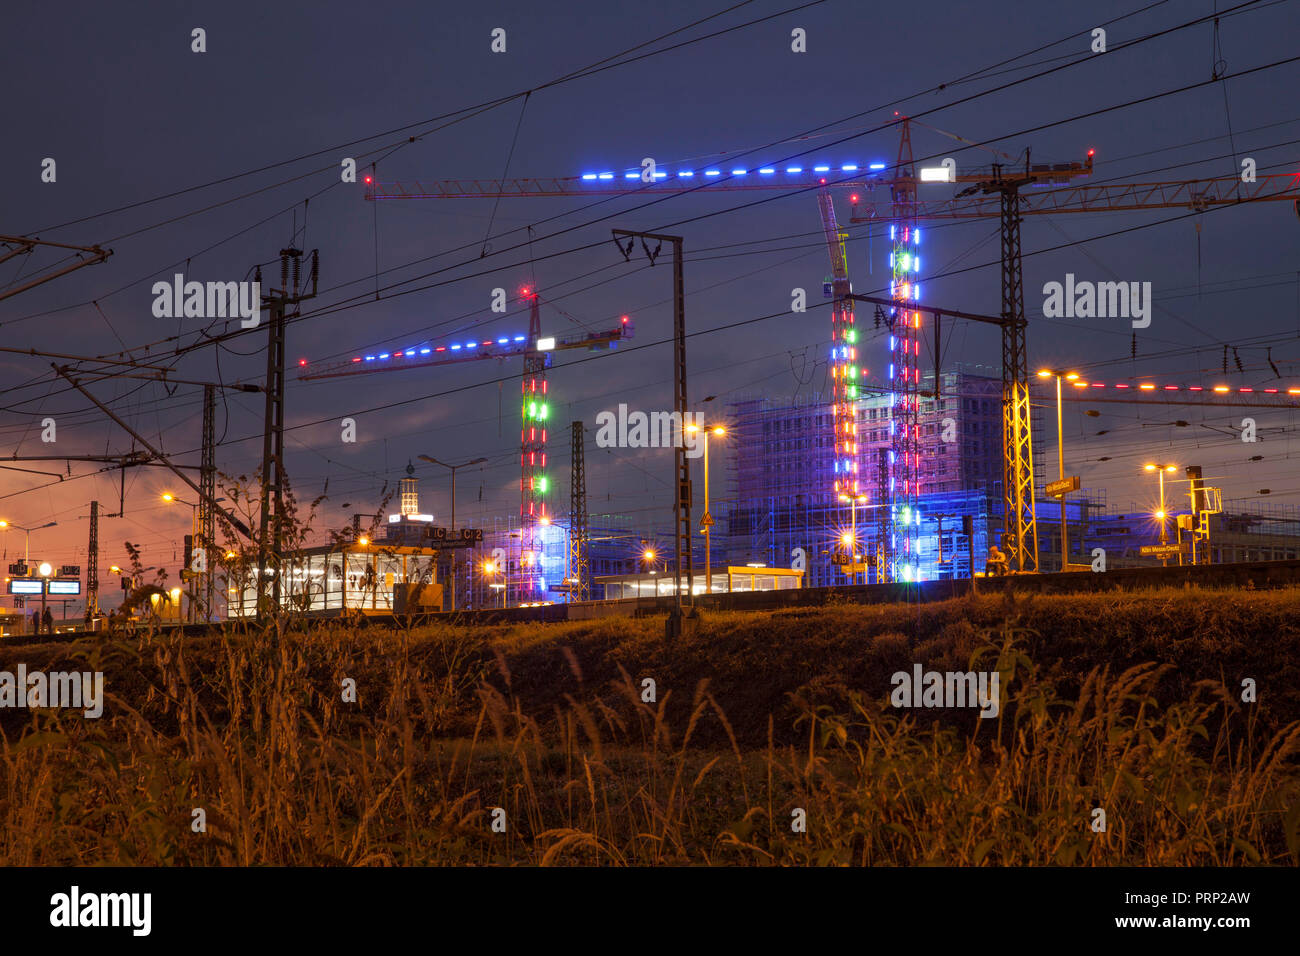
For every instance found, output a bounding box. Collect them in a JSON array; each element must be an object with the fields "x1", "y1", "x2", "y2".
[
  {"x1": 420, "y1": 527, "x2": 484, "y2": 548},
  {"x1": 1139, "y1": 543, "x2": 1186, "y2": 557},
  {"x1": 1046, "y1": 476, "x2": 1080, "y2": 498},
  {"x1": 6, "y1": 578, "x2": 82, "y2": 595}
]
